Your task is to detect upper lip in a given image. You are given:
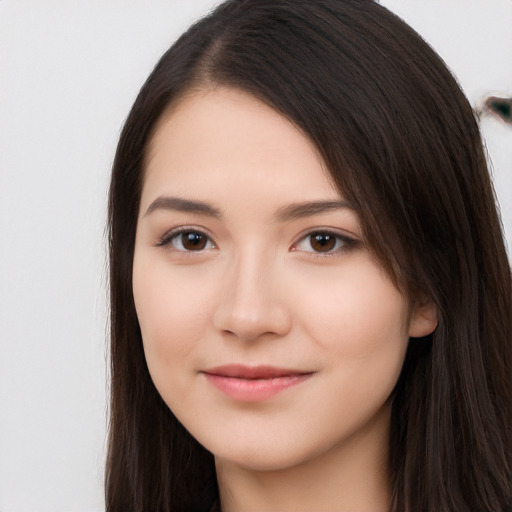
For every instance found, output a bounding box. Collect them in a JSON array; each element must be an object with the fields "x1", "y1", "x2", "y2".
[{"x1": 202, "y1": 364, "x2": 312, "y2": 379}]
